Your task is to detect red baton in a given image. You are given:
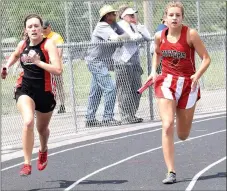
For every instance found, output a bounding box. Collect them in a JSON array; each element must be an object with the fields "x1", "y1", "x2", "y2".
[{"x1": 137, "y1": 79, "x2": 153, "y2": 94}]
